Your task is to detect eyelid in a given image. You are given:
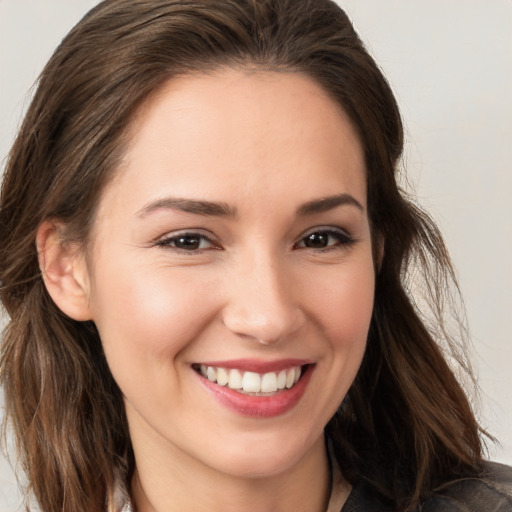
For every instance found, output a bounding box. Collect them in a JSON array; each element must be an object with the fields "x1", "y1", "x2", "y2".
[{"x1": 300, "y1": 225, "x2": 351, "y2": 238}]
